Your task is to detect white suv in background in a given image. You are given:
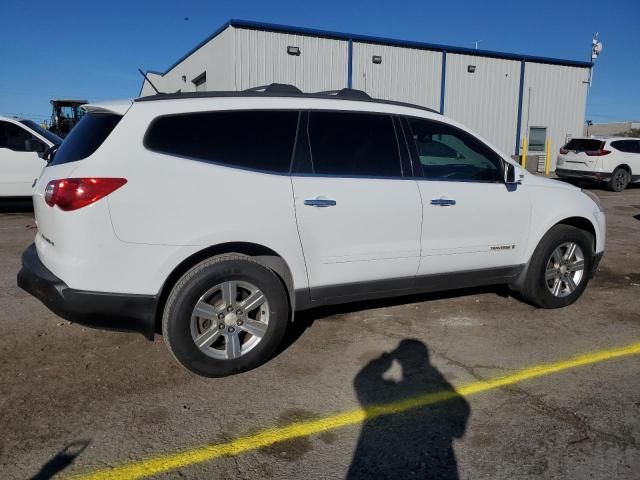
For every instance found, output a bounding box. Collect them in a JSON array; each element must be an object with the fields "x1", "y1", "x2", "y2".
[
  {"x1": 0, "y1": 117, "x2": 62, "y2": 197},
  {"x1": 556, "y1": 136, "x2": 640, "y2": 191},
  {"x1": 18, "y1": 85, "x2": 606, "y2": 377}
]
